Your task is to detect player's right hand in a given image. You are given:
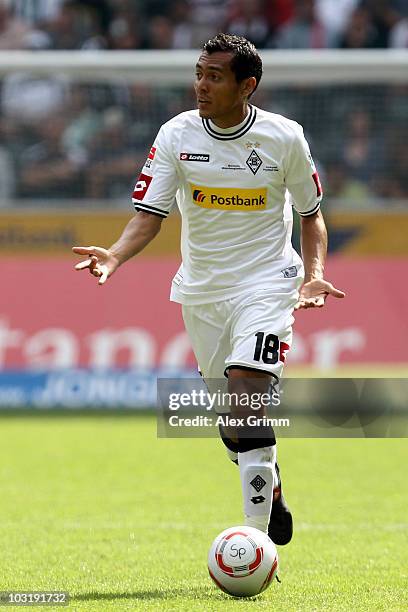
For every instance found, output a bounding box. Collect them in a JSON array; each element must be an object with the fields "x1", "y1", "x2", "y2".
[{"x1": 72, "y1": 245, "x2": 119, "y2": 285}]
